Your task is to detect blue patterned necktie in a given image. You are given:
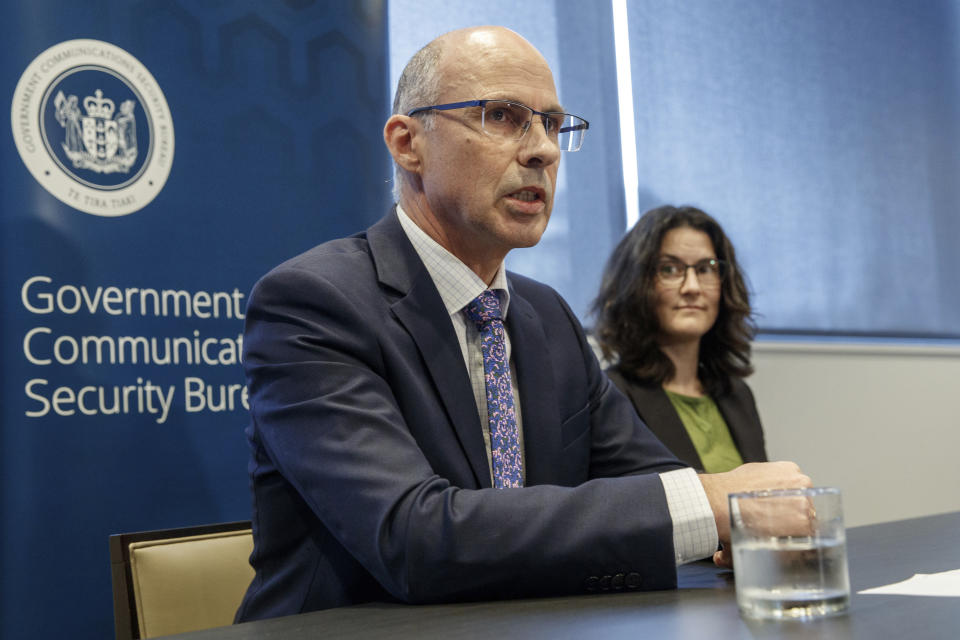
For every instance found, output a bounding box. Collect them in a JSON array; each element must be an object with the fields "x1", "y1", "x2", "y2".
[{"x1": 463, "y1": 290, "x2": 523, "y2": 488}]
